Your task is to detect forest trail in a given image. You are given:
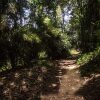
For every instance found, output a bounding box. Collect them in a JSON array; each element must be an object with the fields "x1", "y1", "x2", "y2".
[
  {"x1": 0, "y1": 58, "x2": 100, "y2": 100},
  {"x1": 41, "y1": 59, "x2": 84, "y2": 100}
]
